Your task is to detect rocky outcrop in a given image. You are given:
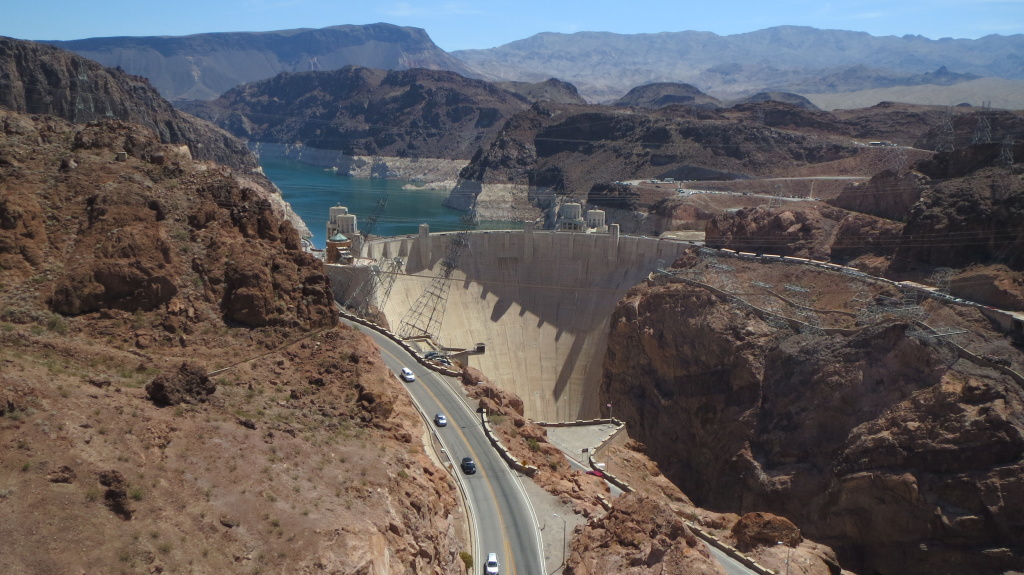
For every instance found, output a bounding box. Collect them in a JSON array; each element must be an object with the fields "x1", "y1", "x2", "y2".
[
  {"x1": 1, "y1": 111, "x2": 334, "y2": 332},
  {"x1": 564, "y1": 493, "x2": 727, "y2": 575},
  {"x1": 98, "y1": 470, "x2": 133, "y2": 520},
  {"x1": 949, "y1": 265, "x2": 1024, "y2": 311},
  {"x1": 729, "y1": 92, "x2": 820, "y2": 111},
  {"x1": 612, "y1": 82, "x2": 722, "y2": 110},
  {"x1": 0, "y1": 37, "x2": 262, "y2": 174},
  {"x1": 494, "y1": 78, "x2": 589, "y2": 105},
  {"x1": 602, "y1": 276, "x2": 1024, "y2": 575},
  {"x1": 146, "y1": 362, "x2": 216, "y2": 406},
  {"x1": 704, "y1": 206, "x2": 838, "y2": 259},
  {"x1": 892, "y1": 164, "x2": 1024, "y2": 272},
  {"x1": 732, "y1": 512, "x2": 801, "y2": 550},
  {"x1": 828, "y1": 169, "x2": 925, "y2": 221}
]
